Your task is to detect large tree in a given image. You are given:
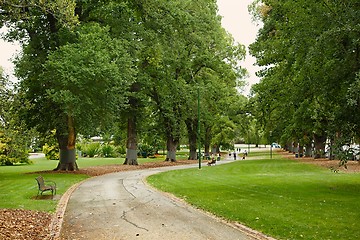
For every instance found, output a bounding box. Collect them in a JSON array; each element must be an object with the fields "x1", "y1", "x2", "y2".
[
  {"x1": 1, "y1": 1, "x2": 134, "y2": 170},
  {"x1": 135, "y1": 0, "x2": 246, "y2": 161}
]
